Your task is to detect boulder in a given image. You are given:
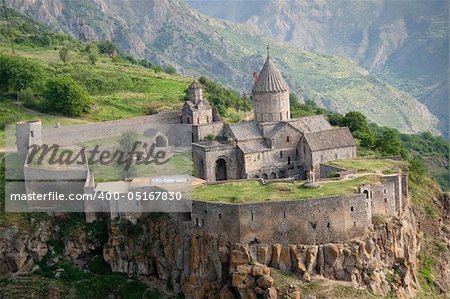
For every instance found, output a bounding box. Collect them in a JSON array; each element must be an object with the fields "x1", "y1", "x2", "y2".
[
  {"x1": 271, "y1": 244, "x2": 282, "y2": 268},
  {"x1": 231, "y1": 249, "x2": 250, "y2": 266},
  {"x1": 231, "y1": 272, "x2": 248, "y2": 287},
  {"x1": 256, "y1": 274, "x2": 274, "y2": 289},
  {"x1": 265, "y1": 287, "x2": 278, "y2": 299},
  {"x1": 257, "y1": 244, "x2": 272, "y2": 265}
]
